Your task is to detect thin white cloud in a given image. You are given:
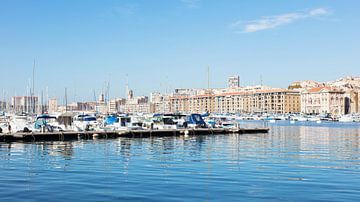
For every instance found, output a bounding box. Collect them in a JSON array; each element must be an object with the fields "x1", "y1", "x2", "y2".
[
  {"x1": 309, "y1": 8, "x2": 328, "y2": 16},
  {"x1": 181, "y1": 0, "x2": 201, "y2": 8},
  {"x1": 231, "y1": 8, "x2": 330, "y2": 33}
]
